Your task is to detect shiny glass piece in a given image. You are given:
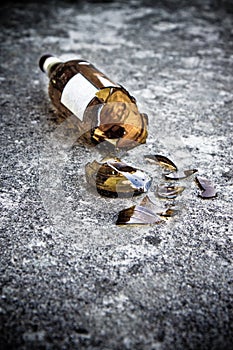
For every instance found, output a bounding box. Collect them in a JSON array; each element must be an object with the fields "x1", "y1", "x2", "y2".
[
  {"x1": 164, "y1": 169, "x2": 198, "y2": 180},
  {"x1": 195, "y1": 176, "x2": 217, "y2": 198},
  {"x1": 144, "y1": 154, "x2": 177, "y2": 171},
  {"x1": 116, "y1": 195, "x2": 164, "y2": 225},
  {"x1": 158, "y1": 207, "x2": 179, "y2": 217},
  {"x1": 156, "y1": 183, "x2": 185, "y2": 199},
  {"x1": 85, "y1": 158, "x2": 152, "y2": 198}
]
